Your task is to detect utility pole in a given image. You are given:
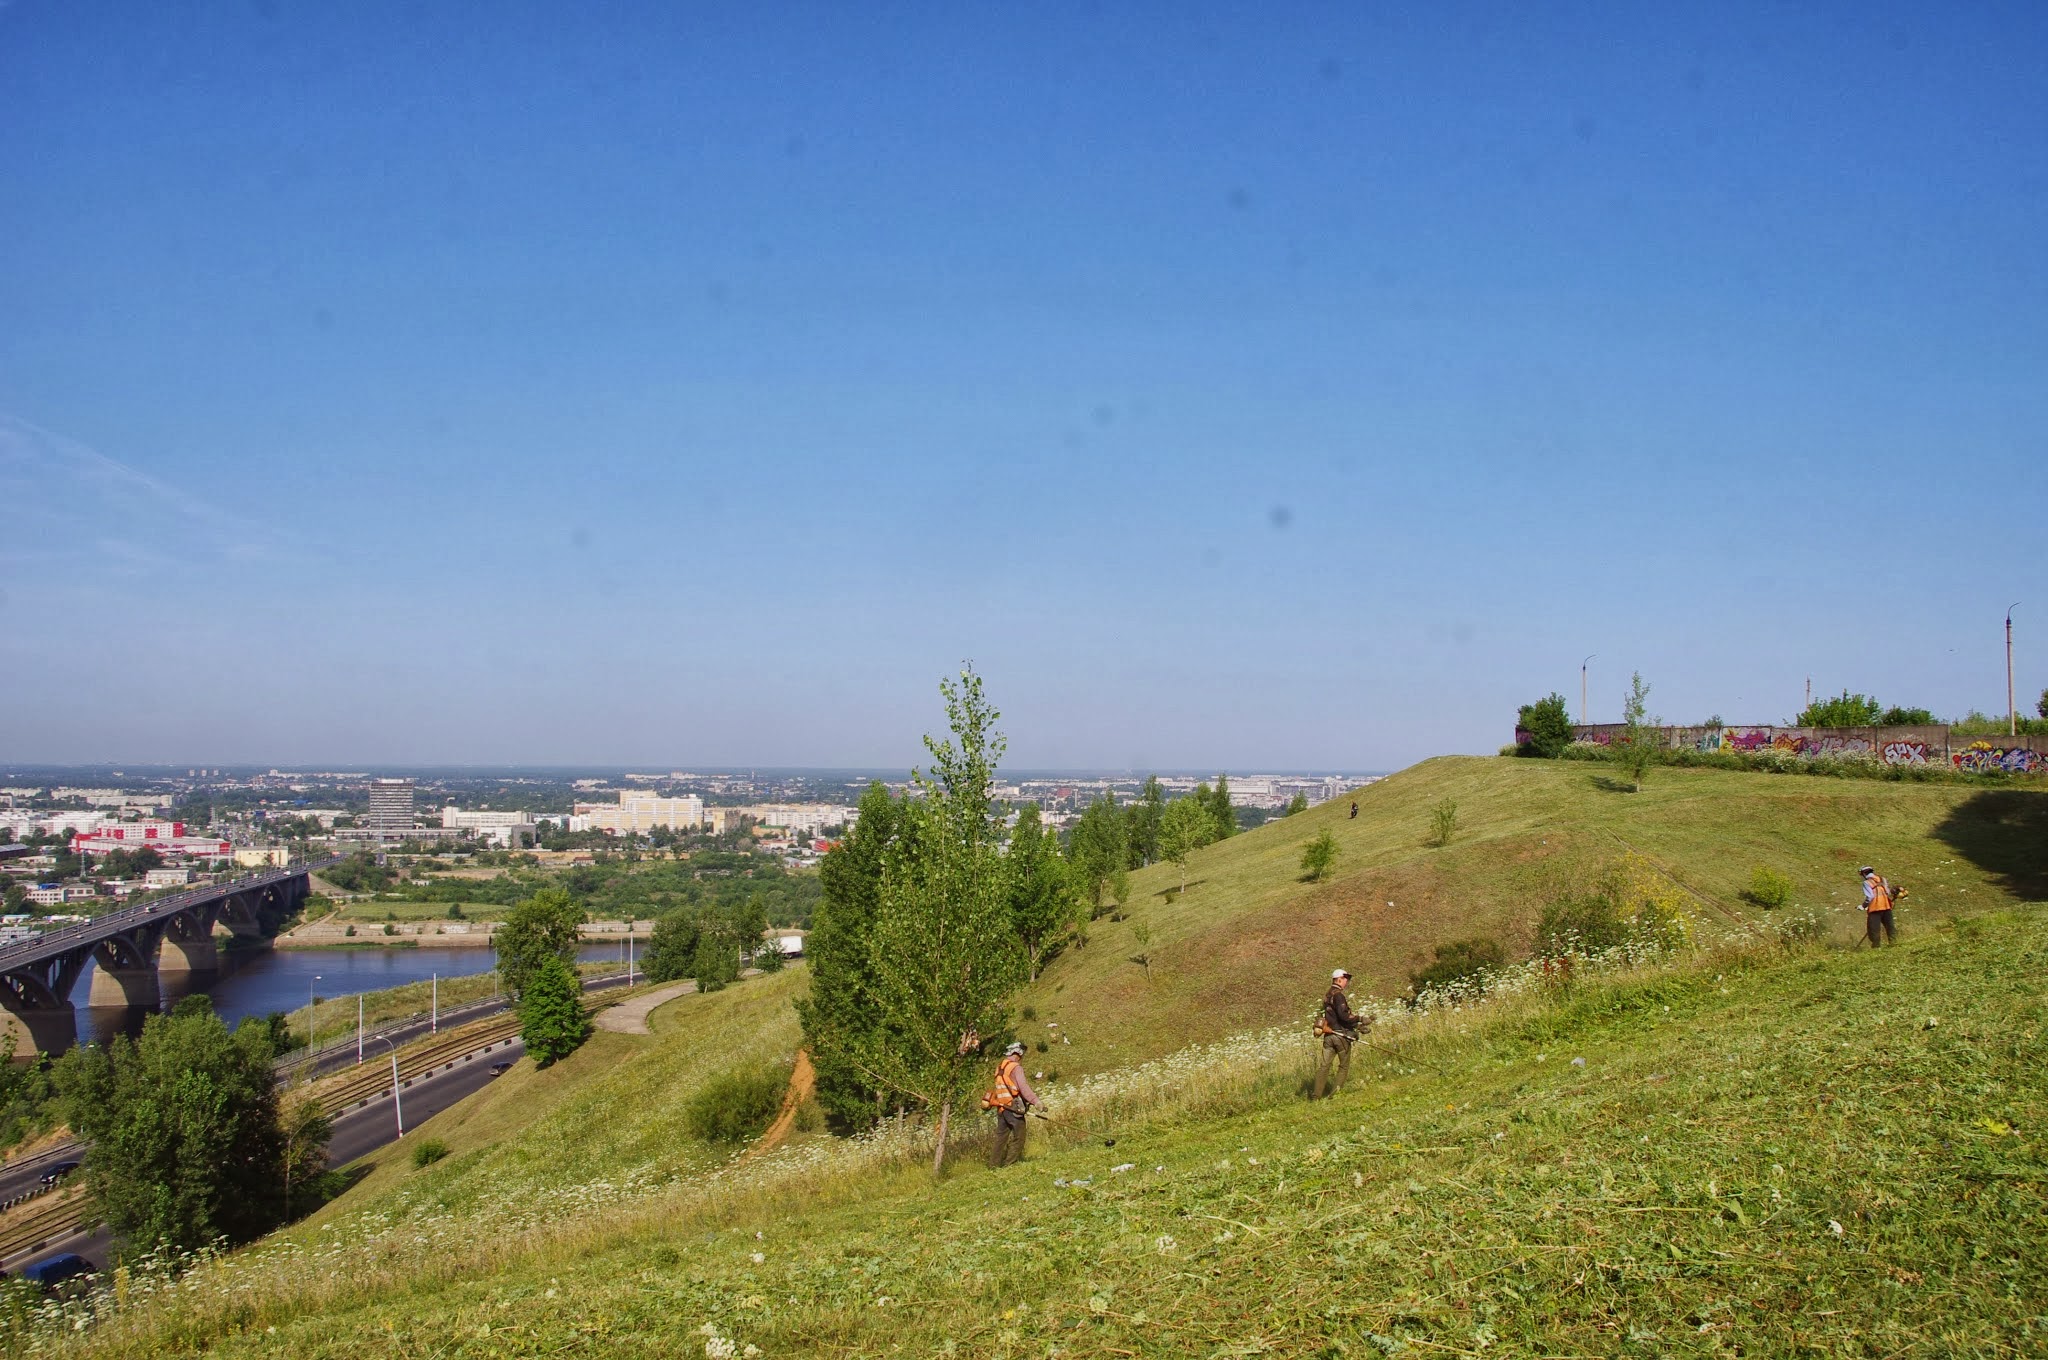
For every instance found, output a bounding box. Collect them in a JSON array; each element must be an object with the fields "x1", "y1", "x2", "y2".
[
  {"x1": 1581, "y1": 655, "x2": 1596, "y2": 726},
  {"x1": 376, "y1": 1034, "x2": 404, "y2": 1138},
  {"x1": 357, "y1": 994, "x2": 364, "y2": 1065},
  {"x1": 2009, "y1": 603, "x2": 2022, "y2": 737},
  {"x1": 431, "y1": 973, "x2": 438, "y2": 1032}
]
